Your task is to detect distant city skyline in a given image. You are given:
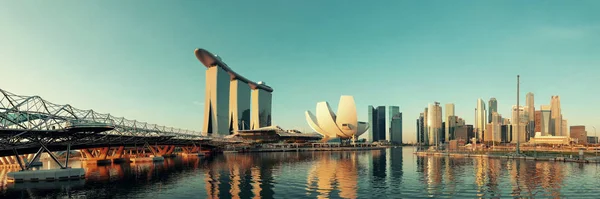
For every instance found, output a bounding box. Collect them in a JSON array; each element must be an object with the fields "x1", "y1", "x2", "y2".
[{"x1": 1, "y1": 1, "x2": 600, "y2": 143}]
